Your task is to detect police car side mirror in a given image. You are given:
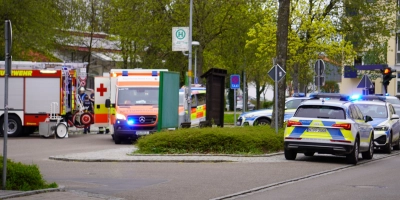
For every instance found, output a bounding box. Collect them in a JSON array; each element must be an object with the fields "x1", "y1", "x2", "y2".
[
  {"x1": 105, "y1": 99, "x2": 111, "y2": 108},
  {"x1": 365, "y1": 115, "x2": 373, "y2": 122},
  {"x1": 391, "y1": 114, "x2": 399, "y2": 120}
]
